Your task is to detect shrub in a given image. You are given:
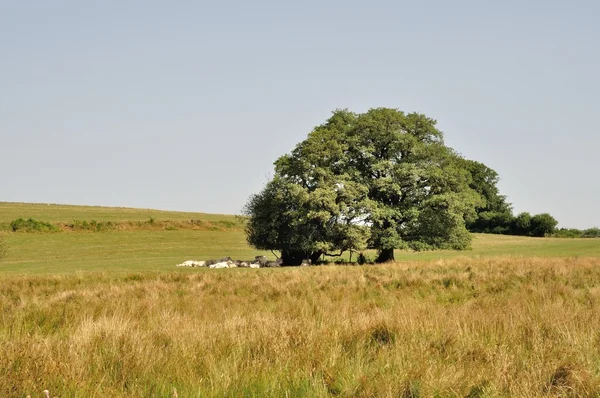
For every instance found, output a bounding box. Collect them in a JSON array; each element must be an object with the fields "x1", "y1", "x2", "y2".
[
  {"x1": 530, "y1": 213, "x2": 559, "y2": 237},
  {"x1": 583, "y1": 227, "x2": 600, "y2": 238},
  {"x1": 511, "y1": 212, "x2": 532, "y2": 236},
  {"x1": 357, "y1": 253, "x2": 368, "y2": 265},
  {"x1": 553, "y1": 228, "x2": 583, "y2": 238},
  {"x1": 10, "y1": 218, "x2": 59, "y2": 233}
]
